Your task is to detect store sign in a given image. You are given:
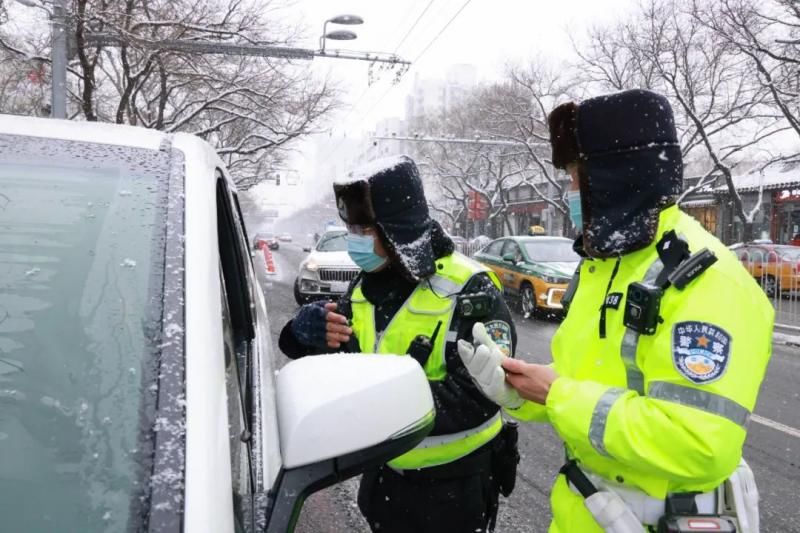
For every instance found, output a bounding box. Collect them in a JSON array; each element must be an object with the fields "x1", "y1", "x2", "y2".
[
  {"x1": 776, "y1": 188, "x2": 800, "y2": 202},
  {"x1": 467, "y1": 191, "x2": 490, "y2": 221}
]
